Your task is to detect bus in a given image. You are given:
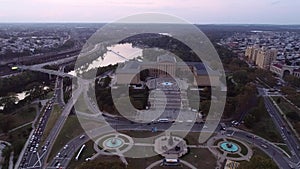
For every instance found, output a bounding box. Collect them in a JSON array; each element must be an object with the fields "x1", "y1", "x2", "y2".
[{"x1": 158, "y1": 118, "x2": 169, "y2": 123}]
